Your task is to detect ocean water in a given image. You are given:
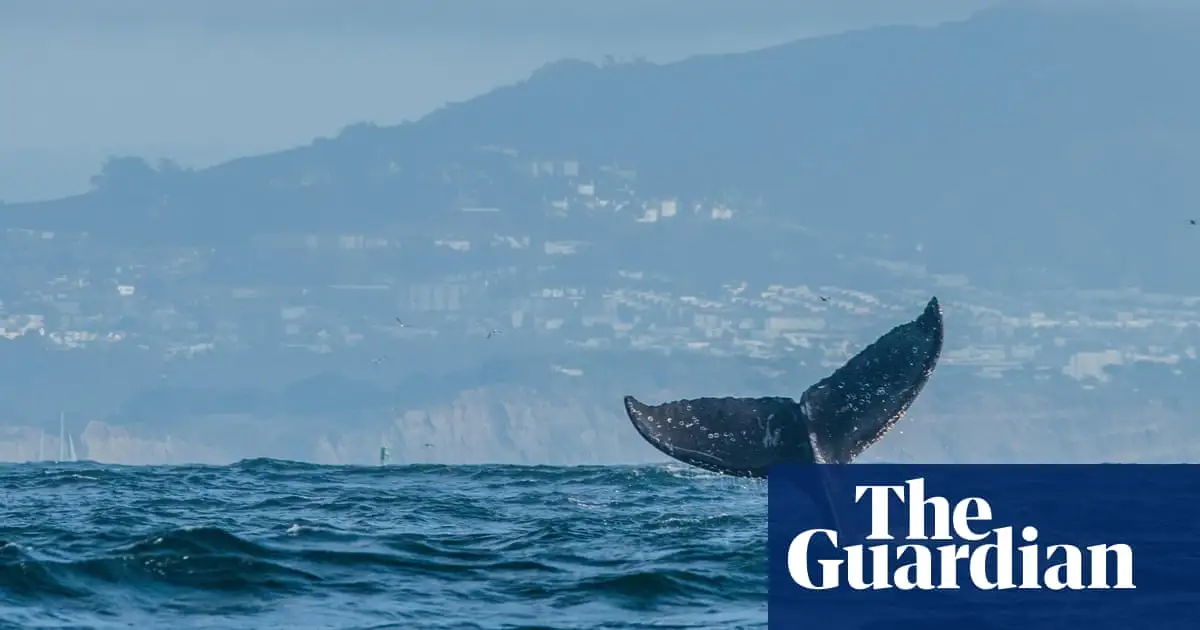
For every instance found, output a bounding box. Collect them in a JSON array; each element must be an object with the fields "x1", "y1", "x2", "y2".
[{"x1": 0, "y1": 459, "x2": 766, "y2": 630}]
